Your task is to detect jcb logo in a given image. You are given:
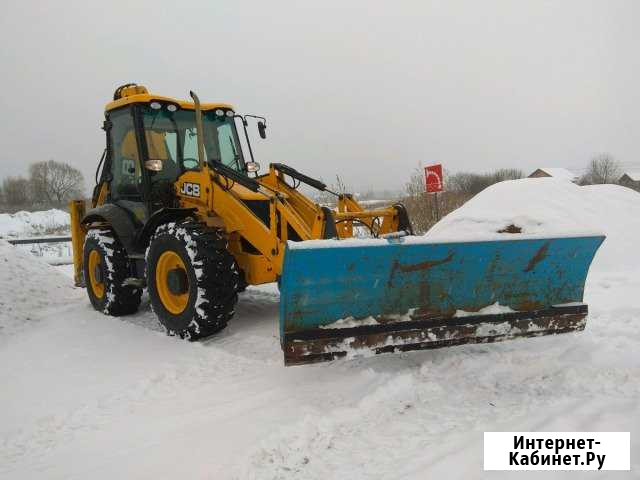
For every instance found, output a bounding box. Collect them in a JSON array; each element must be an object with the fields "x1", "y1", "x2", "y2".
[{"x1": 180, "y1": 182, "x2": 200, "y2": 197}]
